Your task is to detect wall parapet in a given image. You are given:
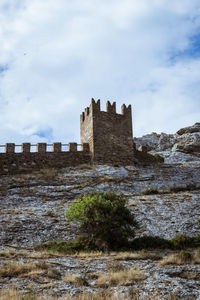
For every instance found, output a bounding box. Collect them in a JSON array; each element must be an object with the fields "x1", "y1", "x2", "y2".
[
  {"x1": 80, "y1": 98, "x2": 132, "y2": 123},
  {"x1": 0, "y1": 143, "x2": 89, "y2": 154},
  {"x1": 0, "y1": 142, "x2": 90, "y2": 174}
]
